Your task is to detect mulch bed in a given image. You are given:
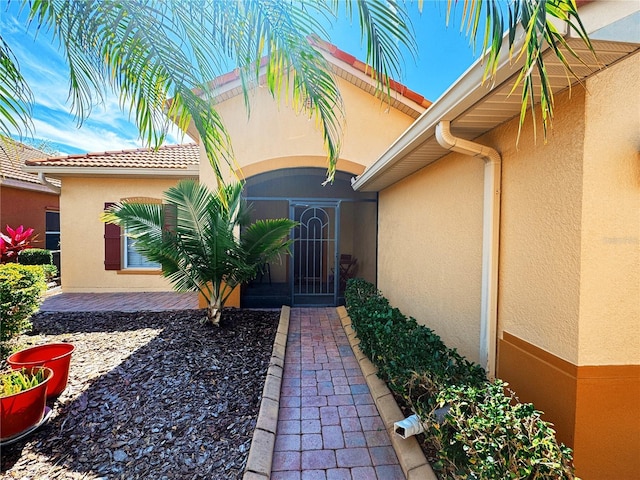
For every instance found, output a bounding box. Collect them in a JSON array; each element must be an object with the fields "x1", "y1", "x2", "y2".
[{"x1": 1, "y1": 308, "x2": 279, "y2": 479}]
